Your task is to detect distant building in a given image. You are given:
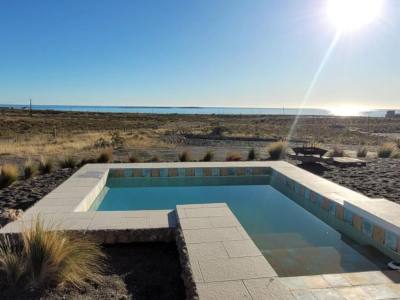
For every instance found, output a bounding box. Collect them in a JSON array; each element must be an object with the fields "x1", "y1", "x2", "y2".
[{"x1": 385, "y1": 110, "x2": 400, "y2": 118}]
